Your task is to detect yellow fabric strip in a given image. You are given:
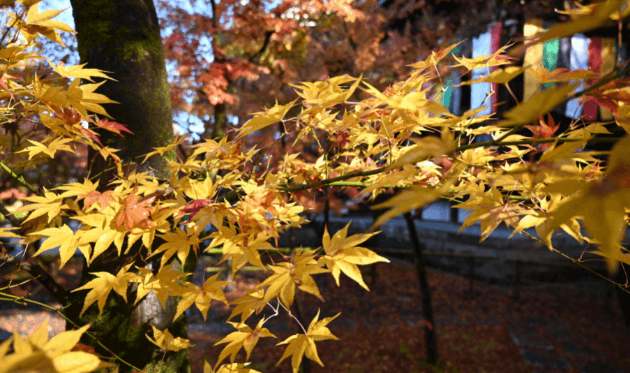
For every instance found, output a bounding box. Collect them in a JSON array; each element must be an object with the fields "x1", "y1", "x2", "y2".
[{"x1": 524, "y1": 18, "x2": 543, "y2": 101}]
